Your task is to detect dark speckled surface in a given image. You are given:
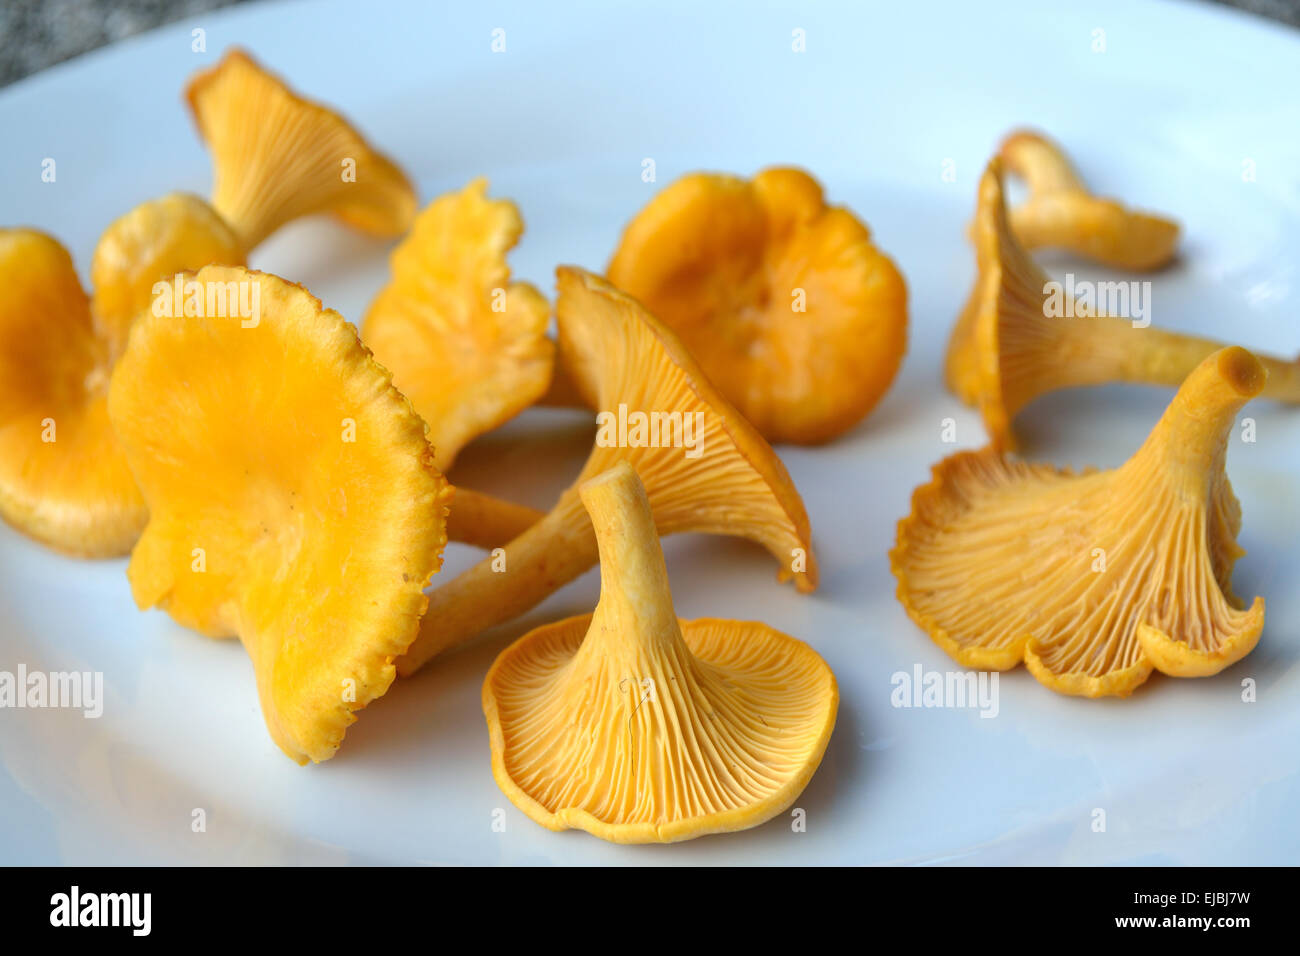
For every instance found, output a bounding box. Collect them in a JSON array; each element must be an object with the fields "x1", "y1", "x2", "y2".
[
  {"x1": 0, "y1": 0, "x2": 1297, "y2": 88},
  {"x1": 0, "y1": 0, "x2": 248, "y2": 86}
]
